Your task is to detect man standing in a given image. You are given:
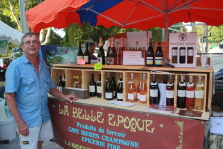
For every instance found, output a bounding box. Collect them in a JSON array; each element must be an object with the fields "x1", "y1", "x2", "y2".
[{"x1": 5, "y1": 32, "x2": 76, "y2": 149}]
